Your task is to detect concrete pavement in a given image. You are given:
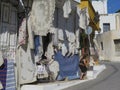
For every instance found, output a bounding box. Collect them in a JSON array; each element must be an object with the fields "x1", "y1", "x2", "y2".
[{"x1": 21, "y1": 65, "x2": 106, "y2": 90}]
